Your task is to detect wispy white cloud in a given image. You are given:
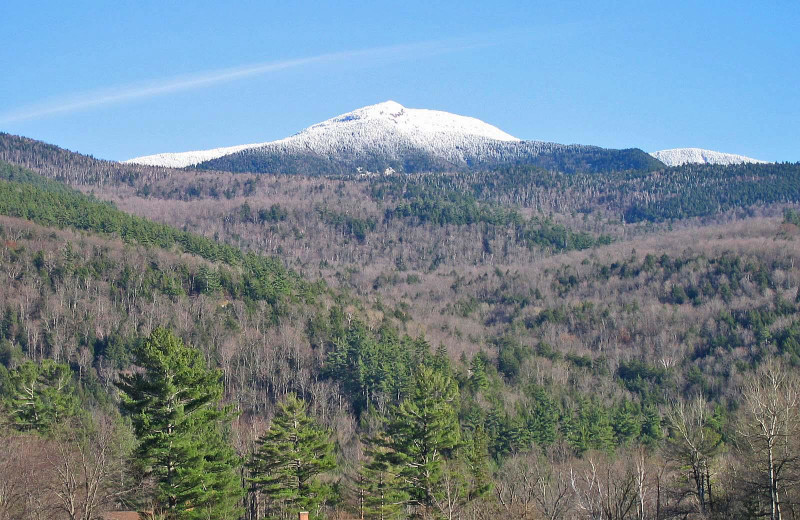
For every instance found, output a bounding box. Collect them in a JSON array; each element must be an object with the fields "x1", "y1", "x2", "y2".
[{"x1": 0, "y1": 38, "x2": 493, "y2": 124}]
